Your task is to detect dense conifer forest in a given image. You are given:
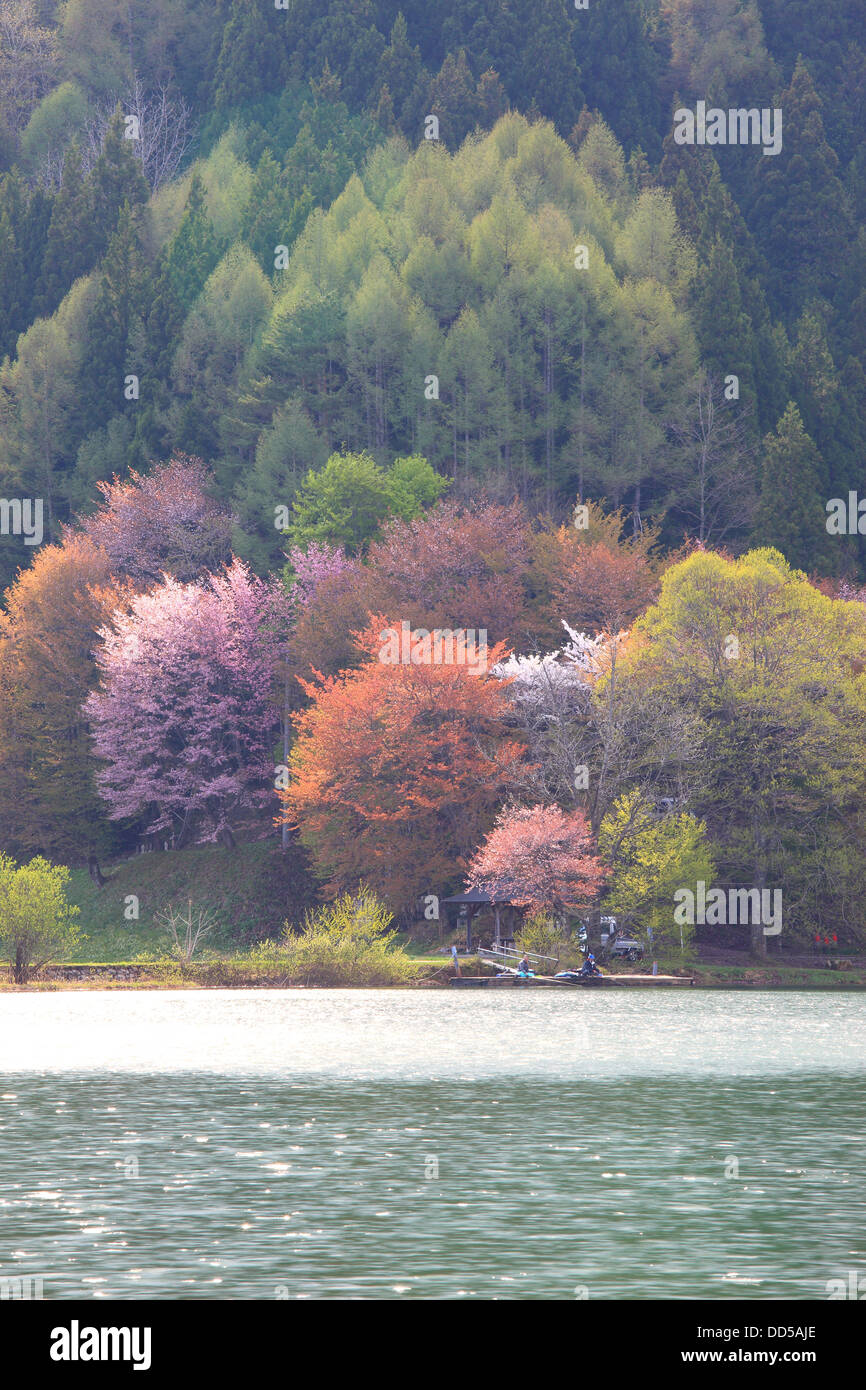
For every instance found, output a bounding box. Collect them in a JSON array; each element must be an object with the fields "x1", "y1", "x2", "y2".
[{"x1": 2, "y1": 1, "x2": 865, "y2": 577}]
